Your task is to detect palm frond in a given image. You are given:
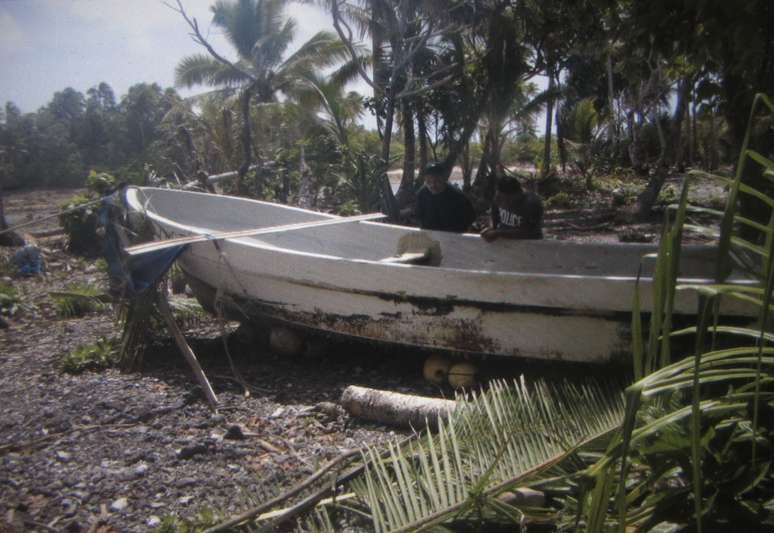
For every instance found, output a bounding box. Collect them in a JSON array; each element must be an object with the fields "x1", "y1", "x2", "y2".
[
  {"x1": 303, "y1": 377, "x2": 625, "y2": 532},
  {"x1": 50, "y1": 285, "x2": 109, "y2": 318},
  {"x1": 279, "y1": 31, "x2": 350, "y2": 75},
  {"x1": 211, "y1": 0, "x2": 264, "y2": 60},
  {"x1": 329, "y1": 53, "x2": 371, "y2": 89},
  {"x1": 175, "y1": 54, "x2": 251, "y2": 89},
  {"x1": 254, "y1": 18, "x2": 296, "y2": 70}
]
